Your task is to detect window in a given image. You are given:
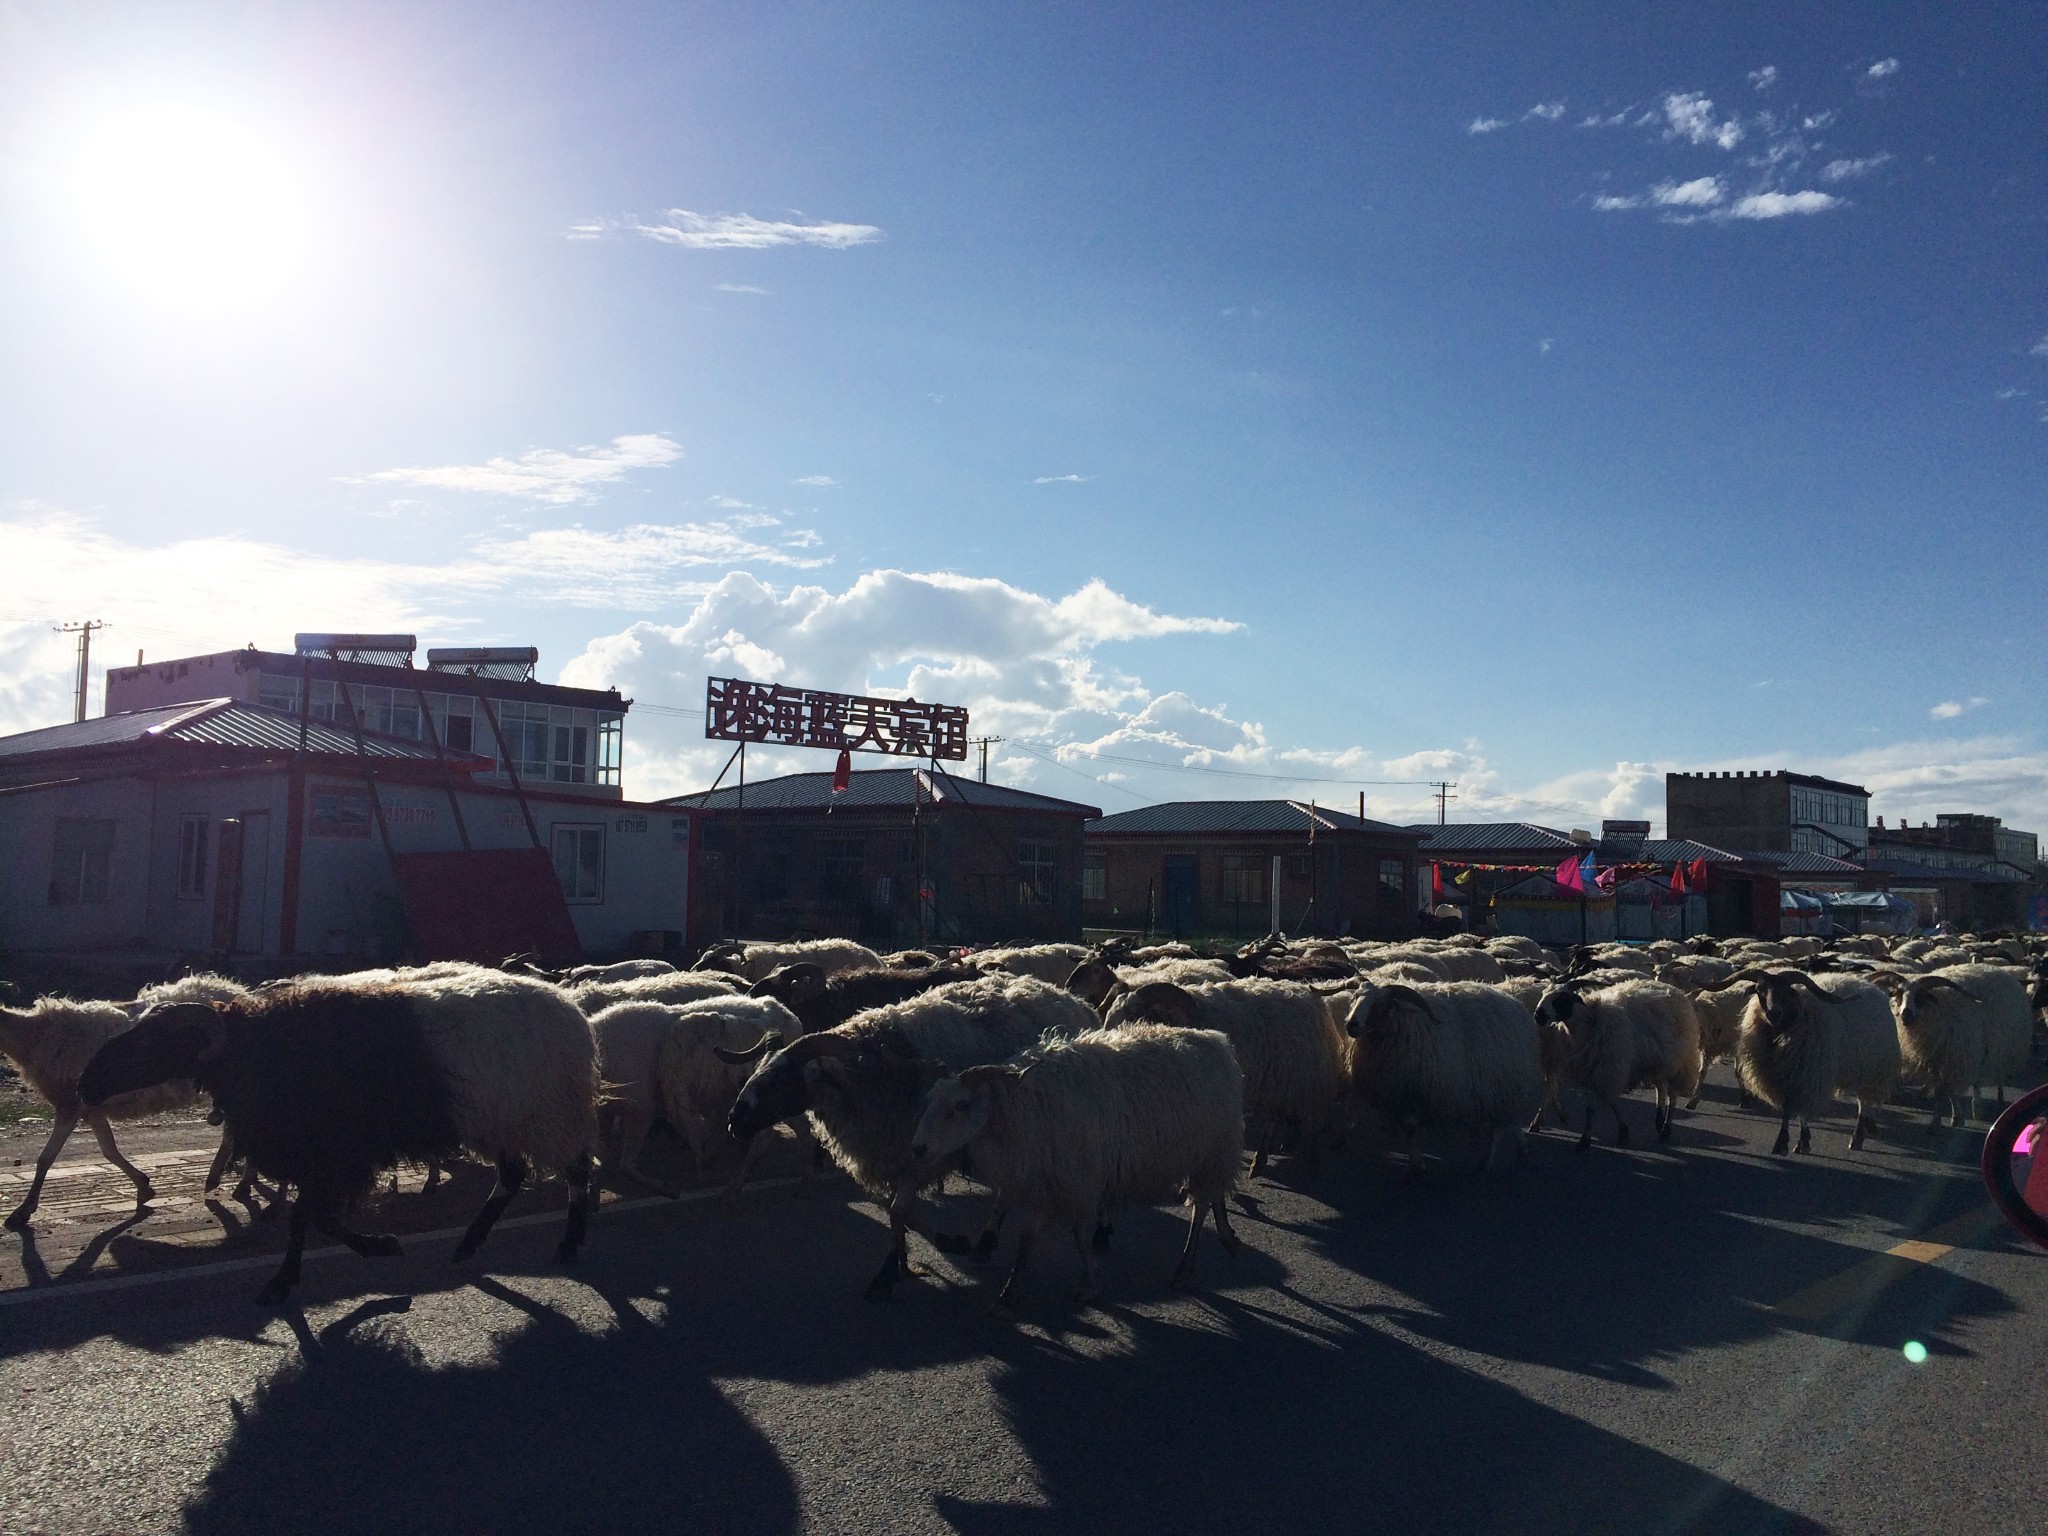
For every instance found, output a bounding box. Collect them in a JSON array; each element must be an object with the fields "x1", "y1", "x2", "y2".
[
  {"x1": 177, "y1": 815, "x2": 208, "y2": 898},
  {"x1": 1218, "y1": 854, "x2": 1267, "y2": 907},
  {"x1": 50, "y1": 817, "x2": 115, "y2": 905},
  {"x1": 1287, "y1": 853, "x2": 1311, "y2": 877},
  {"x1": 1378, "y1": 858, "x2": 1407, "y2": 903},
  {"x1": 1018, "y1": 840, "x2": 1059, "y2": 906},
  {"x1": 552, "y1": 722, "x2": 591, "y2": 784},
  {"x1": 597, "y1": 713, "x2": 623, "y2": 787},
  {"x1": 1082, "y1": 857, "x2": 1107, "y2": 903},
  {"x1": 258, "y1": 674, "x2": 300, "y2": 713},
  {"x1": 551, "y1": 824, "x2": 605, "y2": 902},
  {"x1": 820, "y1": 838, "x2": 865, "y2": 902}
]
